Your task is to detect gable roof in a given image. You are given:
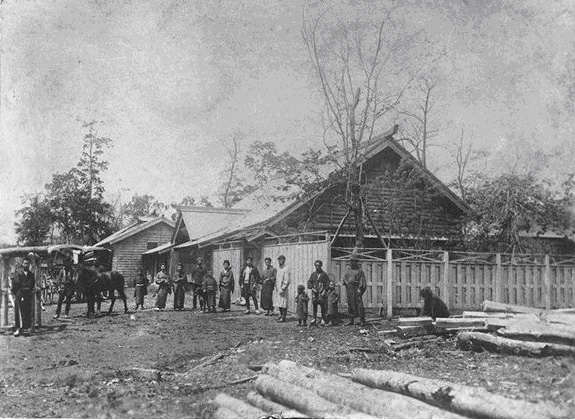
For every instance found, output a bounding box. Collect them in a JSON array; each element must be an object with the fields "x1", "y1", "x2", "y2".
[
  {"x1": 94, "y1": 216, "x2": 175, "y2": 247},
  {"x1": 171, "y1": 206, "x2": 250, "y2": 244},
  {"x1": 175, "y1": 126, "x2": 470, "y2": 249}
]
